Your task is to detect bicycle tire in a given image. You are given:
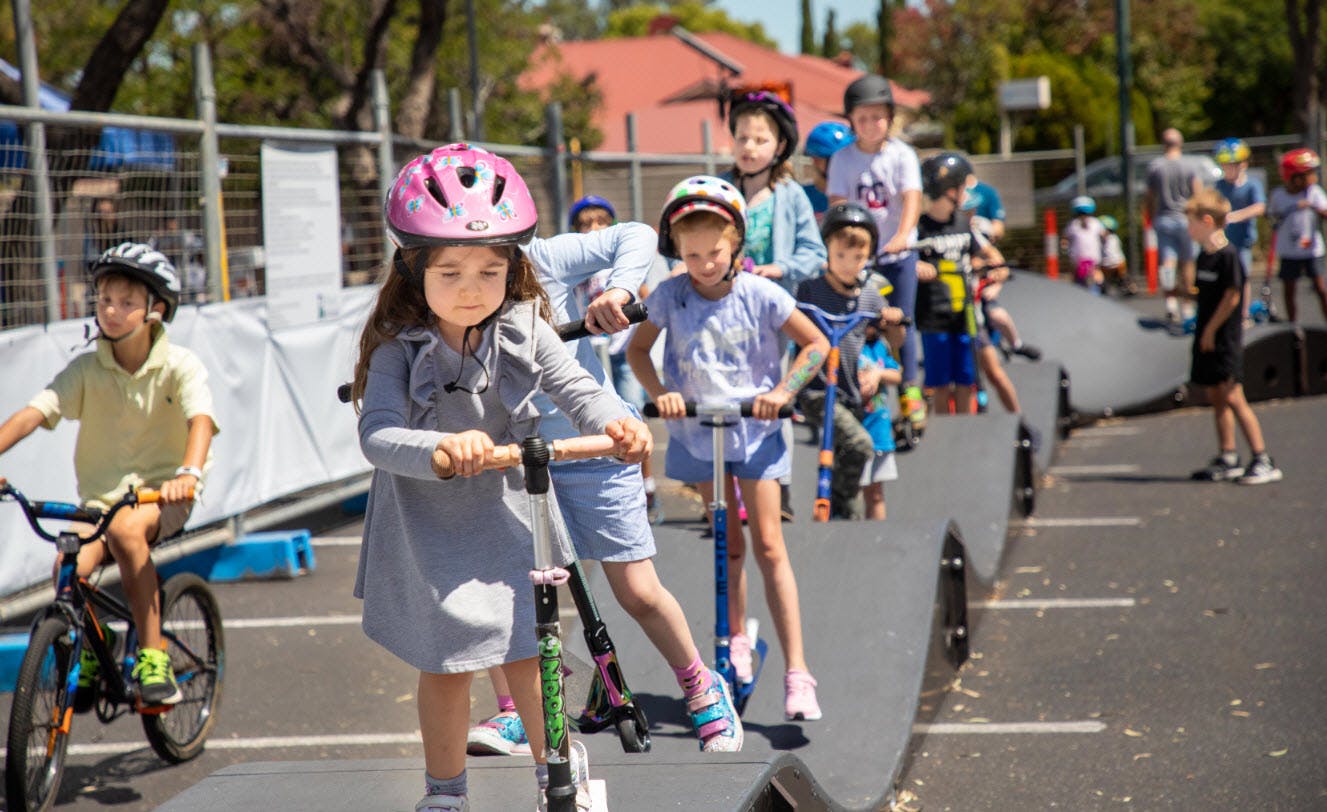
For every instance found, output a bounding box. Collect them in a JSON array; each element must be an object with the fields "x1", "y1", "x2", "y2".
[
  {"x1": 142, "y1": 573, "x2": 225, "y2": 763},
  {"x1": 5, "y1": 615, "x2": 75, "y2": 812}
]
